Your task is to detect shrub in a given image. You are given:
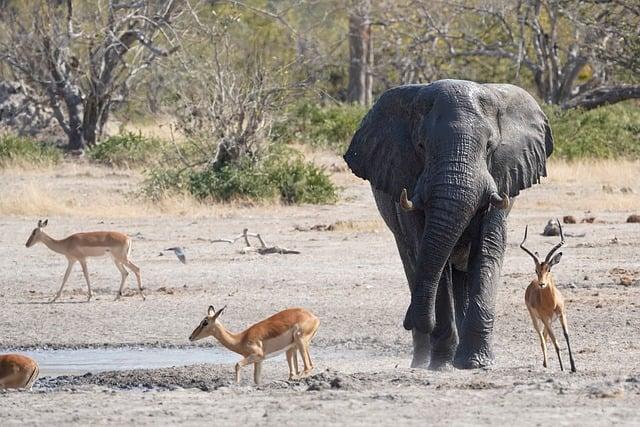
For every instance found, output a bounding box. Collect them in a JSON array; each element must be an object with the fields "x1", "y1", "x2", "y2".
[
  {"x1": 275, "y1": 102, "x2": 366, "y2": 152},
  {"x1": 143, "y1": 145, "x2": 337, "y2": 204},
  {"x1": 141, "y1": 167, "x2": 189, "y2": 201},
  {"x1": 544, "y1": 102, "x2": 640, "y2": 160},
  {"x1": 0, "y1": 134, "x2": 62, "y2": 167},
  {"x1": 88, "y1": 132, "x2": 167, "y2": 167}
]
